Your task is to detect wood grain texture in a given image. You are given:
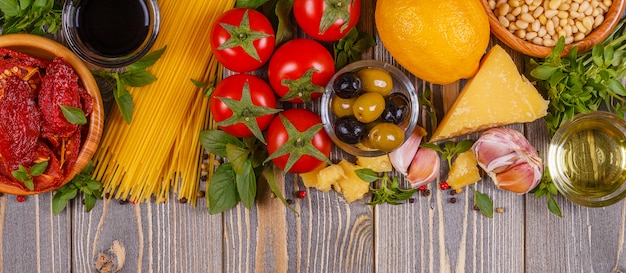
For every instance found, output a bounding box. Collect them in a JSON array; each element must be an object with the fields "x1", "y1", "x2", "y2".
[{"x1": 1, "y1": 1, "x2": 626, "y2": 273}]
